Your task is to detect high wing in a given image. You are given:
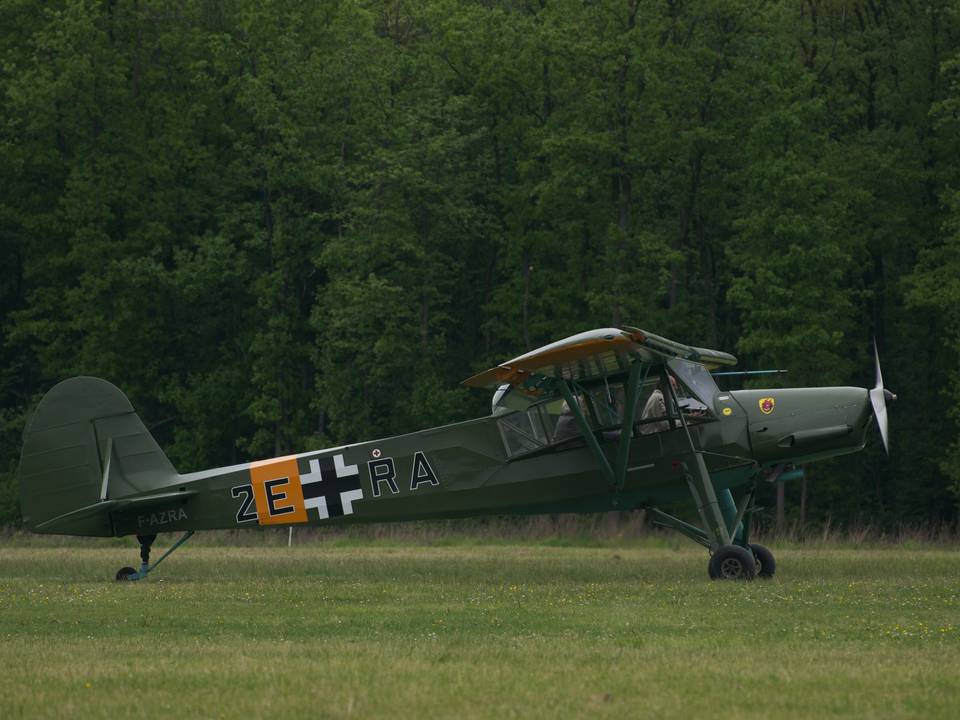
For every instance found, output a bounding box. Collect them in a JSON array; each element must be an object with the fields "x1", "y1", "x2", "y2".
[
  {"x1": 462, "y1": 326, "x2": 737, "y2": 393},
  {"x1": 621, "y1": 326, "x2": 738, "y2": 371}
]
